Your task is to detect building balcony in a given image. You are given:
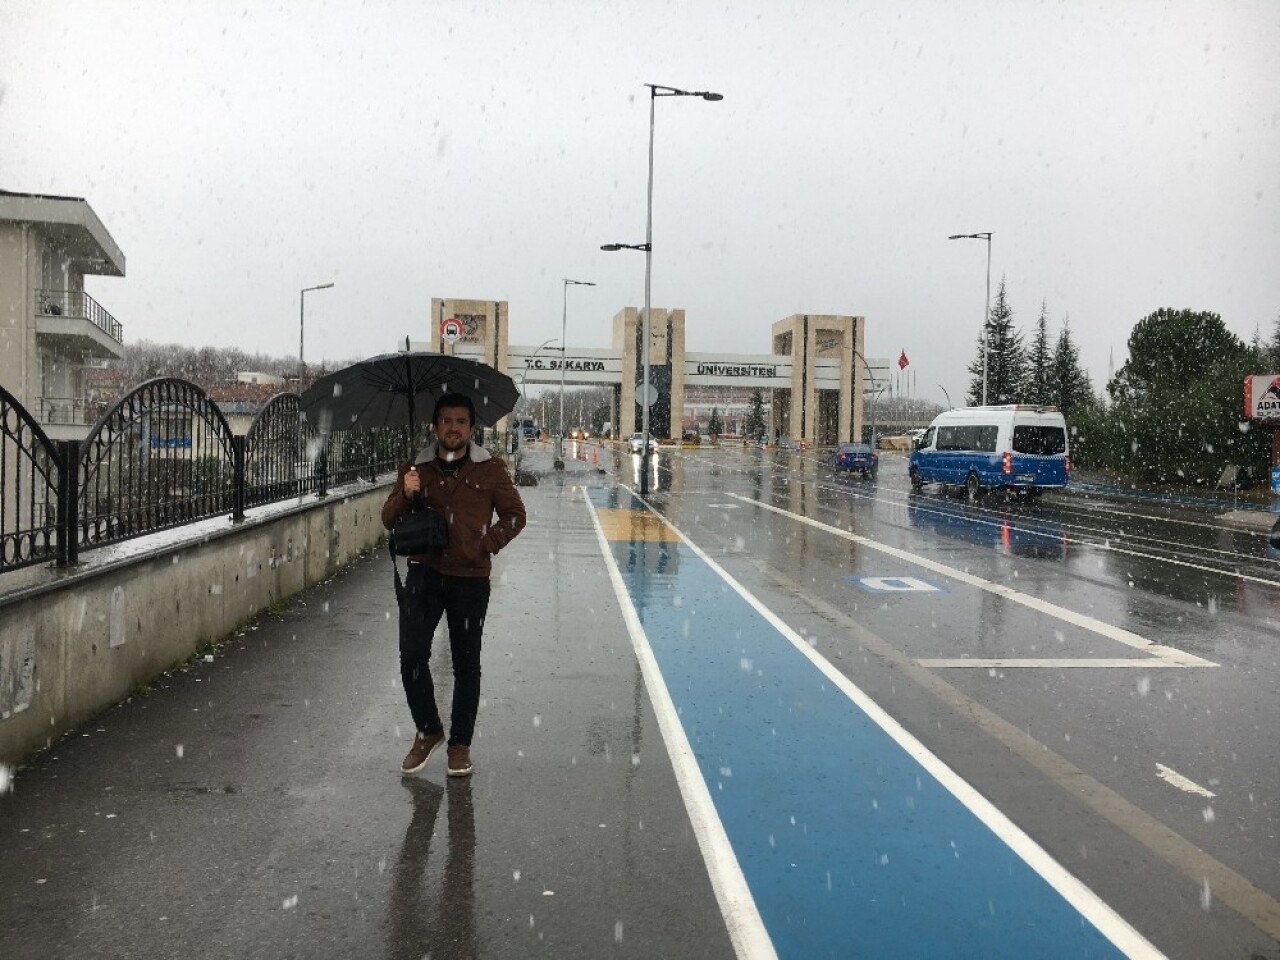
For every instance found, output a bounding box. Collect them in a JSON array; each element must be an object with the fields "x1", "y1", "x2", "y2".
[
  {"x1": 35, "y1": 289, "x2": 125, "y2": 359},
  {"x1": 36, "y1": 396, "x2": 107, "y2": 427},
  {"x1": 32, "y1": 395, "x2": 112, "y2": 442}
]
